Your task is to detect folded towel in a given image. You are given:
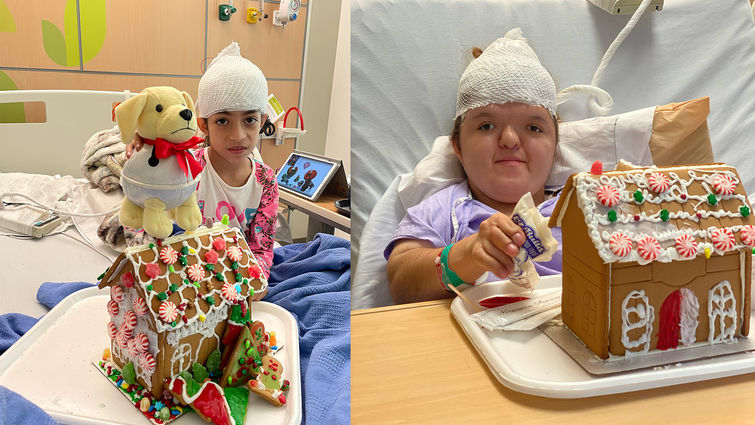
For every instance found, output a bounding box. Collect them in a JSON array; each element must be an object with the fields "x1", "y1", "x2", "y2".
[
  {"x1": 266, "y1": 234, "x2": 351, "y2": 425},
  {"x1": 0, "y1": 386, "x2": 59, "y2": 425},
  {"x1": 80, "y1": 126, "x2": 126, "y2": 193},
  {"x1": 0, "y1": 314, "x2": 38, "y2": 355},
  {"x1": 36, "y1": 282, "x2": 96, "y2": 310}
]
